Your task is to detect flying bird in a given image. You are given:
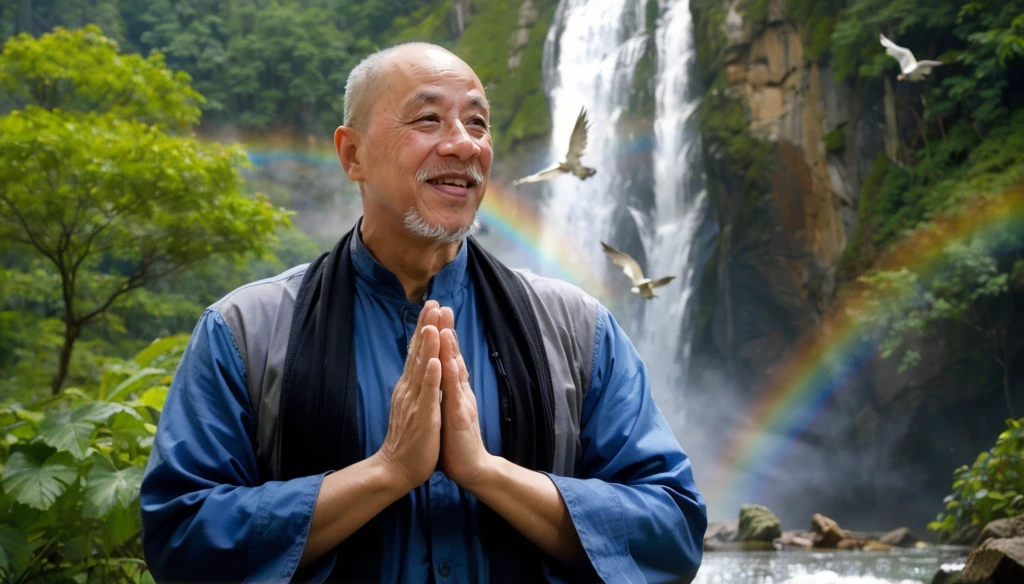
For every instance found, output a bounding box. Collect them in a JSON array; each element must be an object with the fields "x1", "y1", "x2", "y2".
[
  {"x1": 512, "y1": 106, "x2": 597, "y2": 186},
  {"x1": 879, "y1": 33, "x2": 944, "y2": 82},
  {"x1": 600, "y1": 241, "x2": 675, "y2": 299}
]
